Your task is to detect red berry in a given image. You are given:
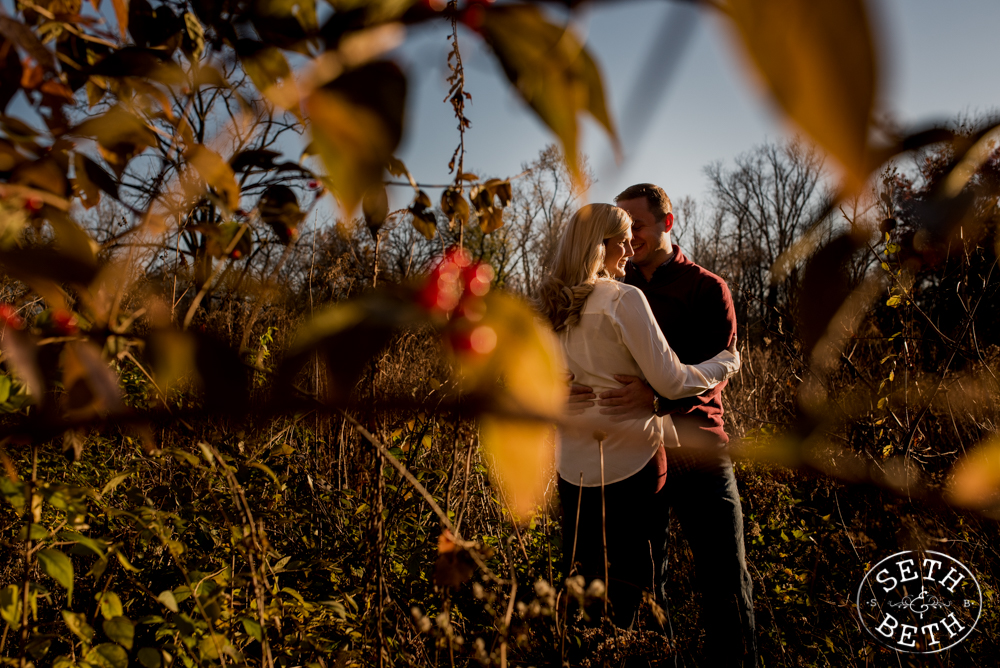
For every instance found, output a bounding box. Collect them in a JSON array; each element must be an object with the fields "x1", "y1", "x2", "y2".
[
  {"x1": 0, "y1": 304, "x2": 24, "y2": 329},
  {"x1": 230, "y1": 249, "x2": 242, "y2": 259},
  {"x1": 235, "y1": 208, "x2": 248, "y2": 218},
  {"x1": 52, "y1": 309, "x2": 78, "y2": 335},
  {"x1": 24, "y1": 196, "x2": 43, "y2": 213},
  {"x1": 307, "y1": 180, "x2": 320, "y2": 190}
]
